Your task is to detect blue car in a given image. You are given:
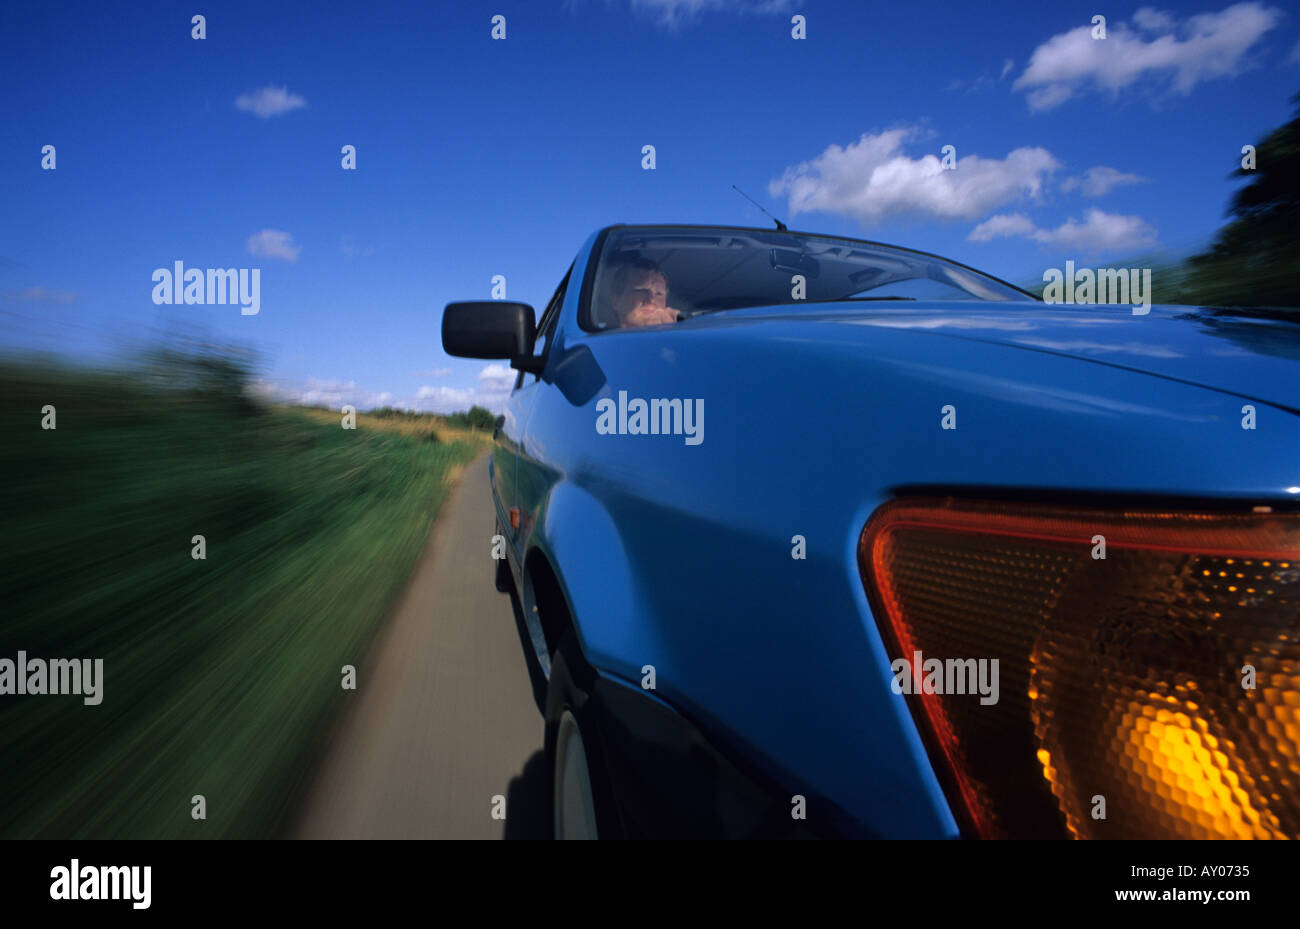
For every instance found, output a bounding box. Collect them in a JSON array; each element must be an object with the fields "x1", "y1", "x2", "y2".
[{"x1": 441, "y1": 224, "x2": 1300, "y2": 840}]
